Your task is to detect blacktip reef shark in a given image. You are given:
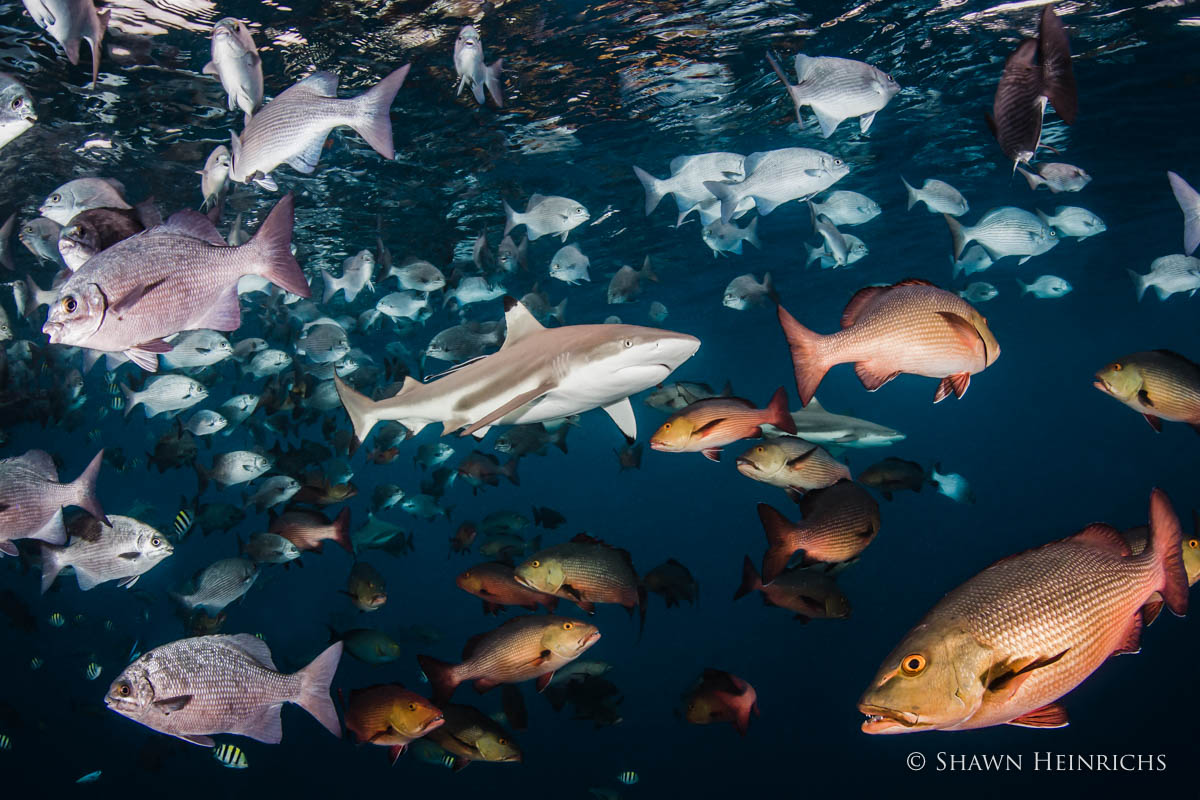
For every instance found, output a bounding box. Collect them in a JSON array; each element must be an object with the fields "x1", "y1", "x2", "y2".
[
  {"x1": 768, "y1": 397, "x2": 906, "y2": 449},
  {"x1": 335, "y1": 296, "x2": 700, "y2": 445}
]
